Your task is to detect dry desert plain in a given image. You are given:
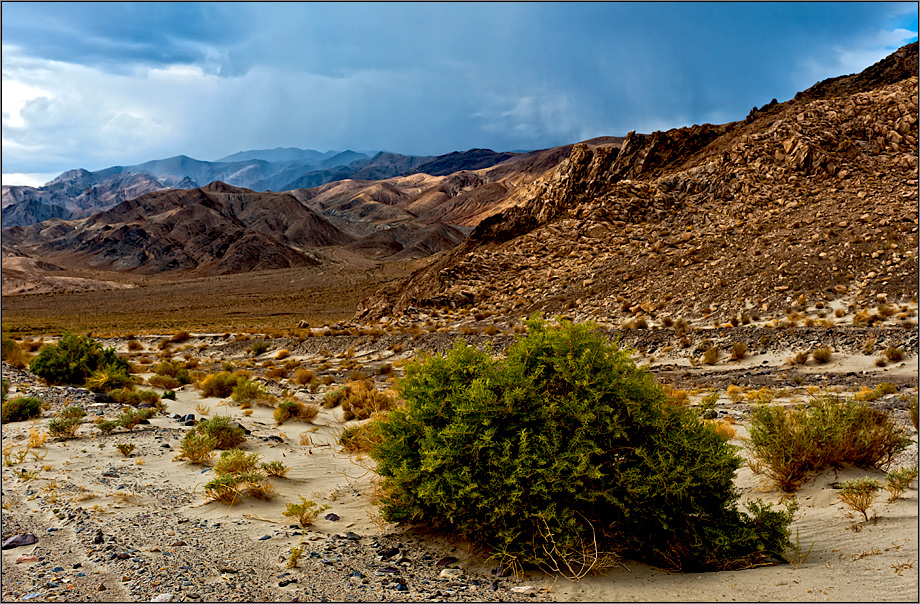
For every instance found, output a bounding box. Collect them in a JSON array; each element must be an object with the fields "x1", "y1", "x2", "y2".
[{"x1": 1, "y1": 309, "x2": 918, "y2": 602}]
